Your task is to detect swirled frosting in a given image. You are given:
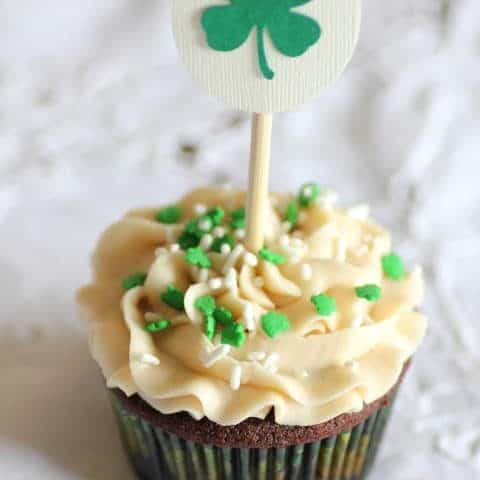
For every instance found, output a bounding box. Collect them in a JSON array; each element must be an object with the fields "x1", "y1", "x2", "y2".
[{"x1": 77, "y1": 187, "x2": 427, "y2": 426}]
